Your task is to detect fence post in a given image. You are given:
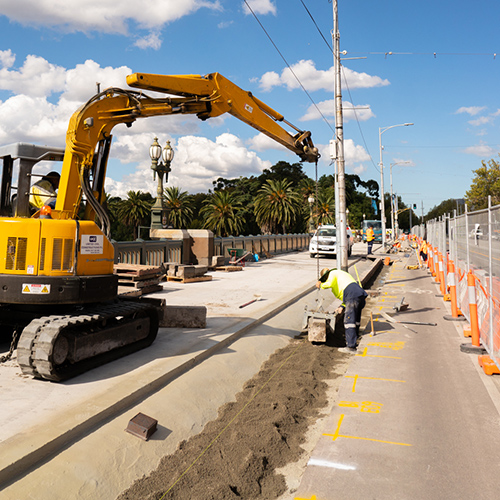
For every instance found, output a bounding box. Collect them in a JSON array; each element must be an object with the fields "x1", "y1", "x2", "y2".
[{"x1": 488, "y1": 196, "x2": 494, "y2": 354}]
